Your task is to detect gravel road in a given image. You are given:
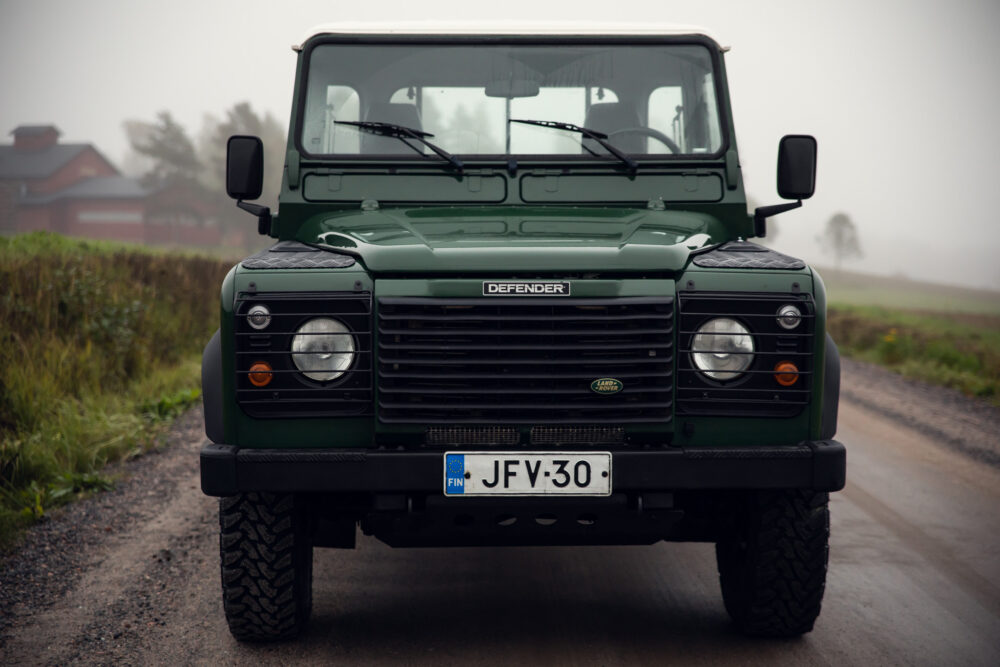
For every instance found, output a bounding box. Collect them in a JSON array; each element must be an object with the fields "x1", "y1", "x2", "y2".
[{"x1": 1, "y1": 358, "x2": 999, "y2": 666}]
